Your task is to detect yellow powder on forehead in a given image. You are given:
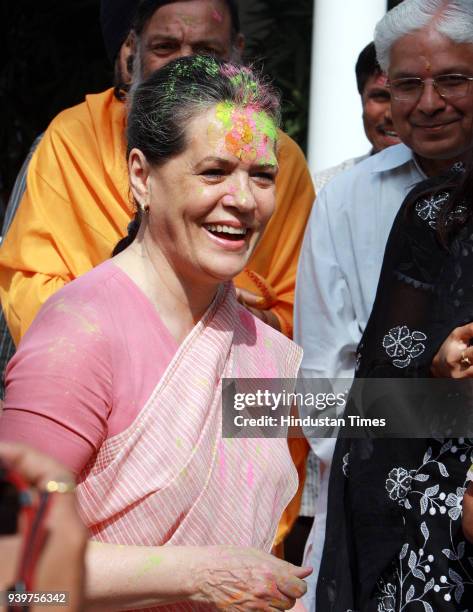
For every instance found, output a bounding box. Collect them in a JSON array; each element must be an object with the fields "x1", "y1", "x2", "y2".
[{"x1": 209, "y1": 102, "x2": 277, "y2": 164}]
